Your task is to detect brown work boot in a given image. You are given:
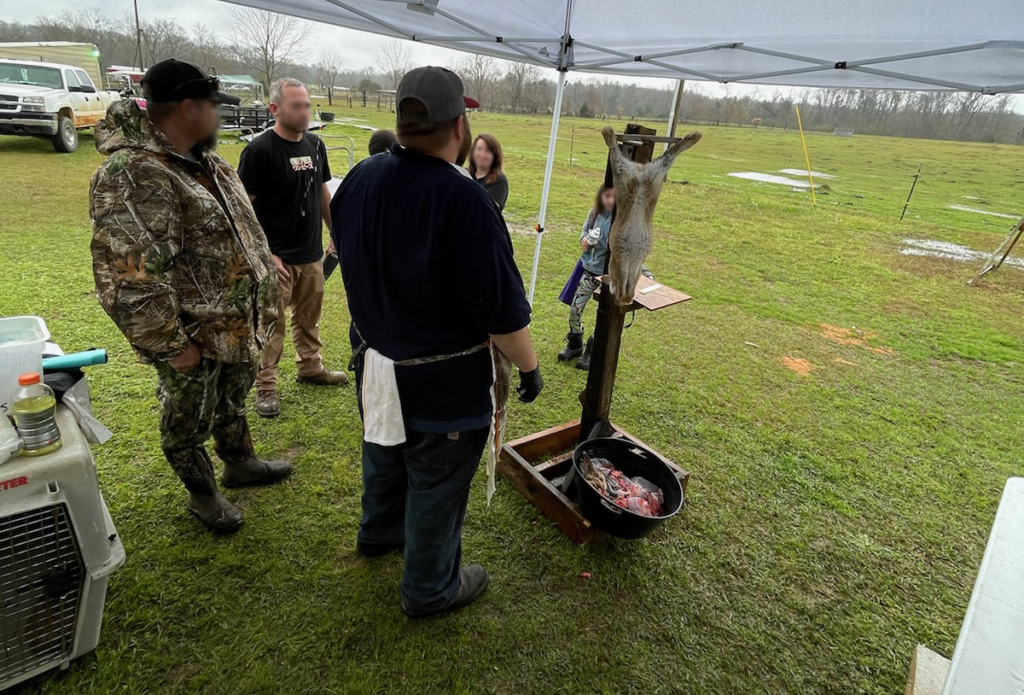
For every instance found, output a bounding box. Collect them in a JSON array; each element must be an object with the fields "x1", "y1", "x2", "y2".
[
  {"x1": 255, "y1": 390, "x2": 280, "y2": 418},
  {"x1": 213, "y1": 416, "x2": 293, "y2": 488},
  {"x1": 297, "y1": 369, "x2": 349, "y2": 386},
  {"x1": 163, "y1": 446, "x2": 244, "y2": 534},
  {"x1": 221, "y1": 457, "x2": 293, "y2": 488}
]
